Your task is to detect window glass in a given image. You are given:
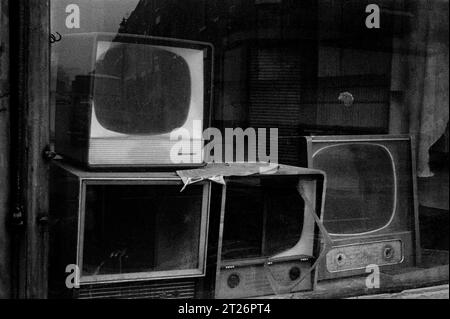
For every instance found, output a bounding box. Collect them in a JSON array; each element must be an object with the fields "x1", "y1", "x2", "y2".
[{"x1": 50, "y1": 0, "x2": 448, "y2": 298}]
